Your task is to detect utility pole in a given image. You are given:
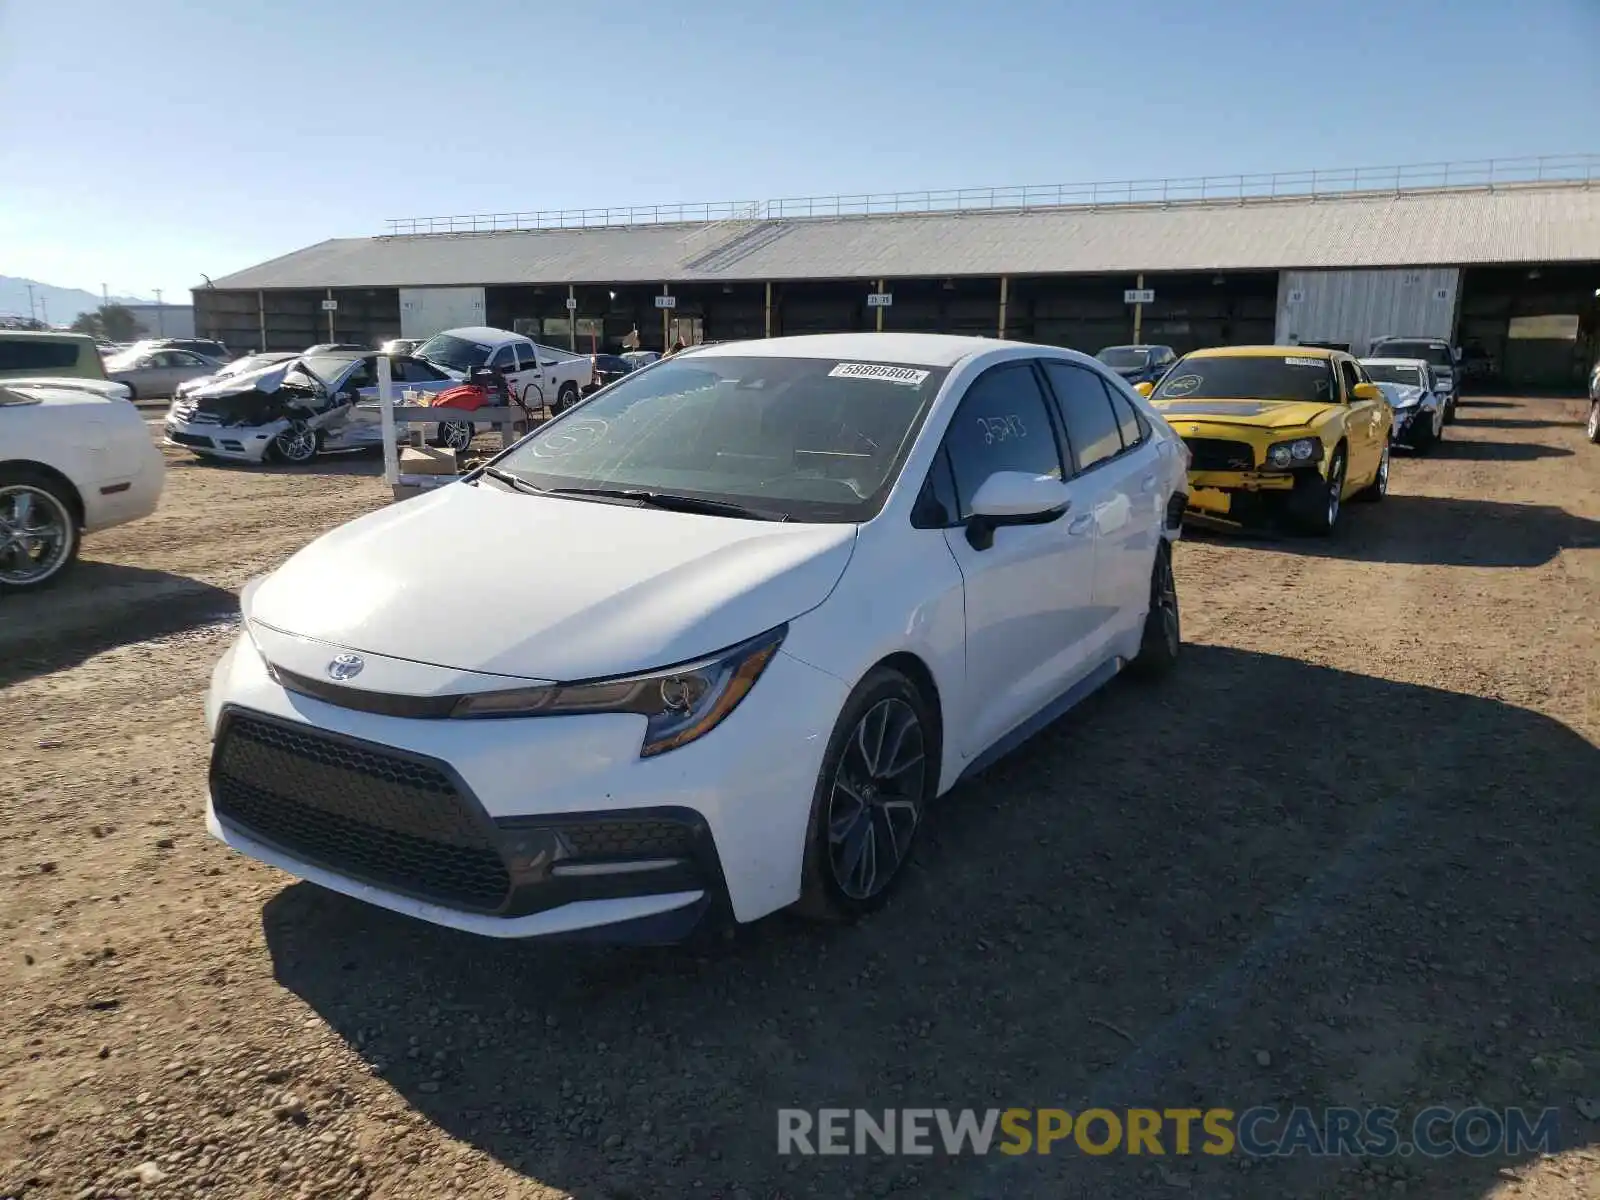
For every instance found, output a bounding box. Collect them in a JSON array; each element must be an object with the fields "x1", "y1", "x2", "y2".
[
  {"x1": 25, "y1": 283, "x2": 36, "y2": 325},
  {"x1": 154, "y1": 289, "x2": 165, "y2": 335},
  {"x1": 40, "y1": 297, "x2": 49, "y2": 328}
]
